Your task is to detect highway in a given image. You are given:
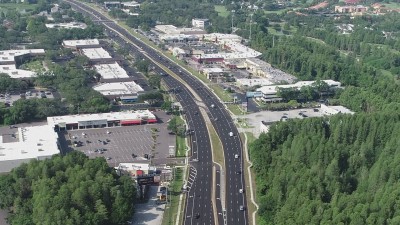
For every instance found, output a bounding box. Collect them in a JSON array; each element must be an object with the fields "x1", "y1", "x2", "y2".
[{"x1": 64, "y1": 1, "x2": 248, "y2": 224}]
